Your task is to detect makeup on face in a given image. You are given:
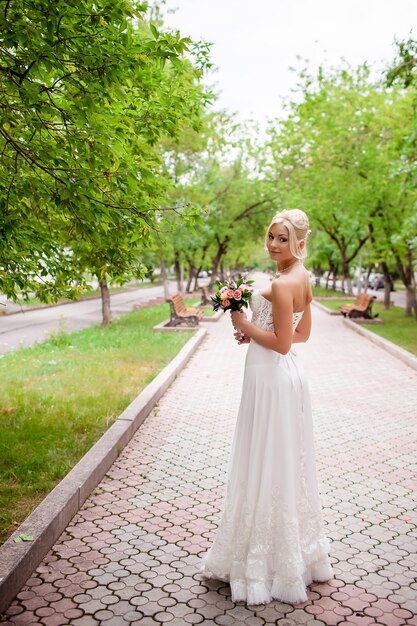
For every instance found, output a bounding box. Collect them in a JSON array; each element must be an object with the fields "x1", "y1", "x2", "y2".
[{"x1": 267, "y1": 224, "x2": 290, "y2": 254}]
